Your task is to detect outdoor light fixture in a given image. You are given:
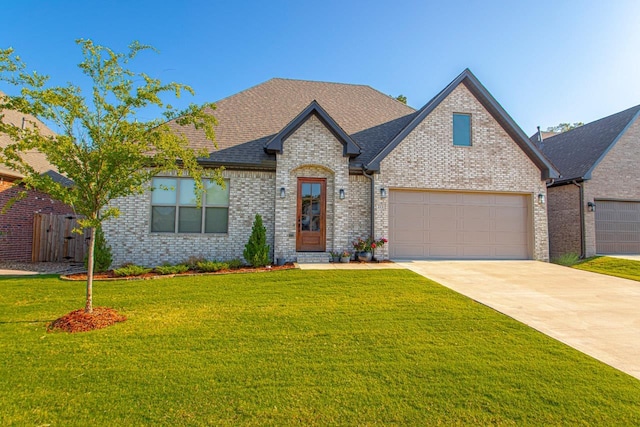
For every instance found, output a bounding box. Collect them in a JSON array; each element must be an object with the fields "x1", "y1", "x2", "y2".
[
  {"x1": 380, "y1": 188, "x2": 387, "y2": 199},
  {"x1": 588, "y1": 201, "x2": 596, "y2": 212},
  {"x1": 538, "y1": 193, "x2": 545, "y2": 204},
  {"x1": 339, "y1": 189, "x2": 345, "y2": 200},
  {"x1": 280, "y1": 187, "x2": 286, "y2": 198}
]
